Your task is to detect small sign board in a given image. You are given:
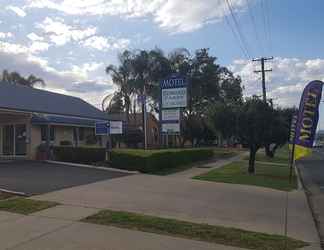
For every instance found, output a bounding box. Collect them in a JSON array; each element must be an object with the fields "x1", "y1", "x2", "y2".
[
  {"x1": 160, "y1": 75, "x2": 187, "y2": 109},
  {"x1": 95, "y1": 122, "x2": 110, "y2": 135},
  {"x1": 95, "y1": 121, "x2": 123, "y2": 135},
  {"x1": 162, "y1": 109, "x2": 180, "y2": 121},
  {"x1": 109, "y1": 121, "x2": 123, "y2": 134},
  {"x1": 162, "y1": 123, "x2": 180, "y2": 134}
]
